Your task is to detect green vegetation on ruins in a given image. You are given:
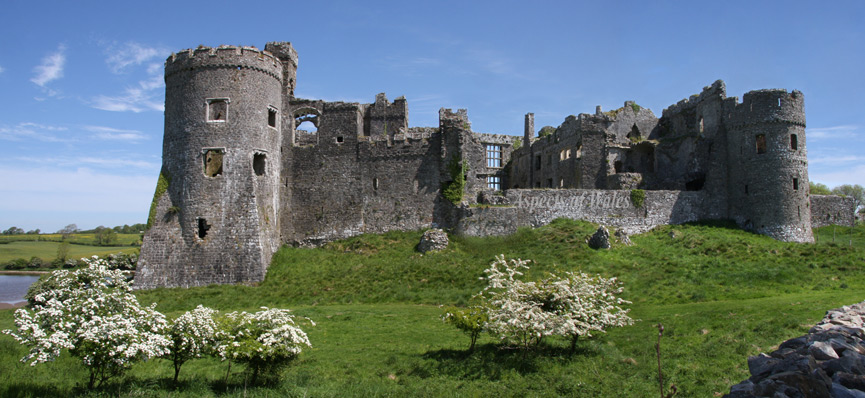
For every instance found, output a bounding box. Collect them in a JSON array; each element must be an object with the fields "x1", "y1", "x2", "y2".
[{"x1": 2, "y1": 220, "x2": 865, "y2": 397}]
